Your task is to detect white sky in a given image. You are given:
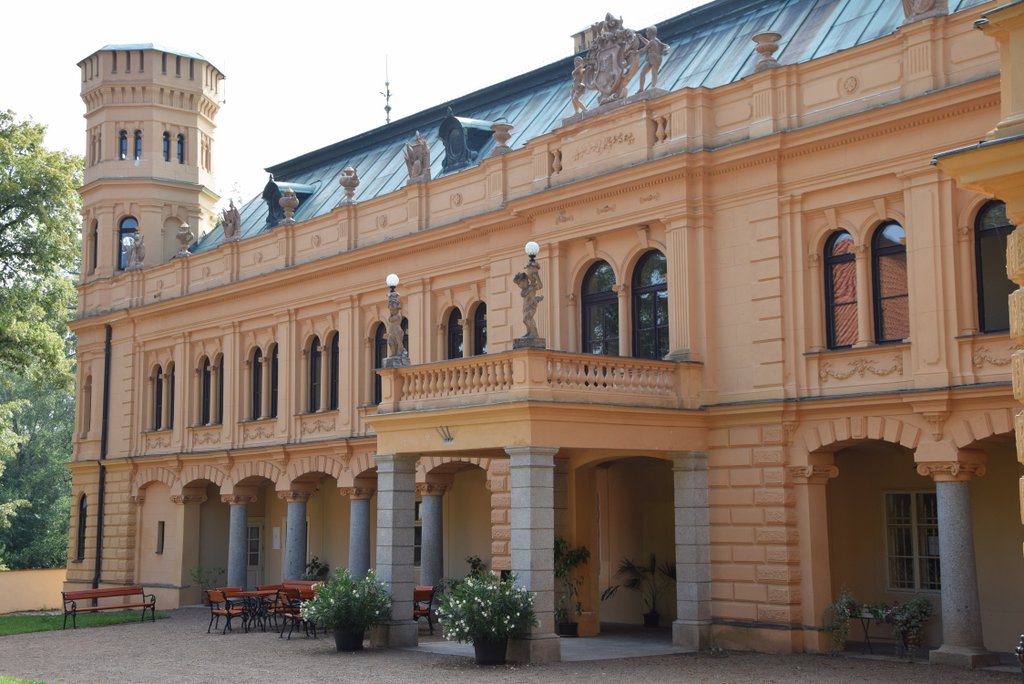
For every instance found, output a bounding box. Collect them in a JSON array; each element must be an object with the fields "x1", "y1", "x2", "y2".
[{"x1": 2, "y1": 0, "x2": 709, "y2": 202}]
